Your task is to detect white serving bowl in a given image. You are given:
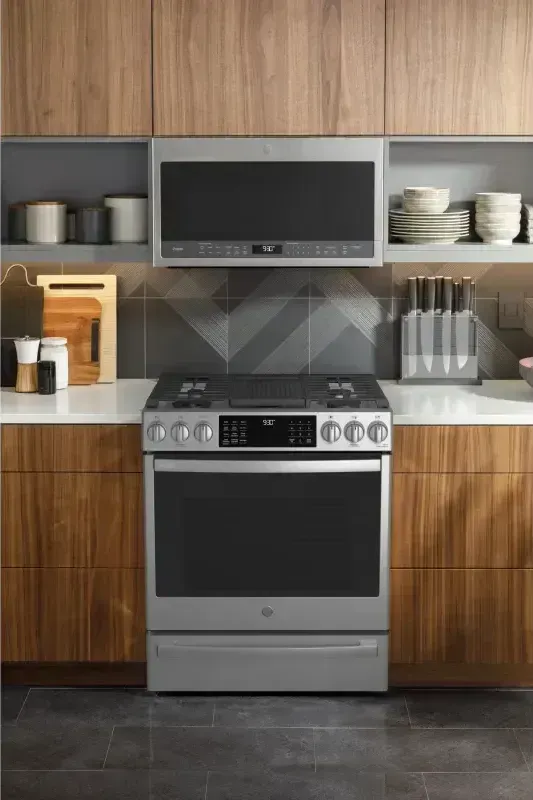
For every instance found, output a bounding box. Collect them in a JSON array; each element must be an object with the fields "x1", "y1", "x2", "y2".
[
  {"x1": 475, "y1": 192, "x2": 521, "y2": 202},
  {"x1": 475, "y1": 225, "x2": 520, "y2": 244},
  {"x1": 404, "y1": 186, "x2": 449, "y2": 198},
  {"x1": 475, "y1": 212, "x2": 521, "y2": 223},
  {"x1": 476, "y1": 202, "x2": 521, "y2": 211},
  {"x1": 403, "y1": 200, "x2": 450, "y2": 214}
]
